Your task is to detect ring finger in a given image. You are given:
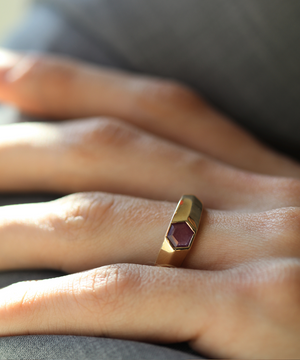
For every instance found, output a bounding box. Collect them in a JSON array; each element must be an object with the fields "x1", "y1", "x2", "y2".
[{"x1": 0, "y1": 192, "x2": 299, "y2": 273}]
